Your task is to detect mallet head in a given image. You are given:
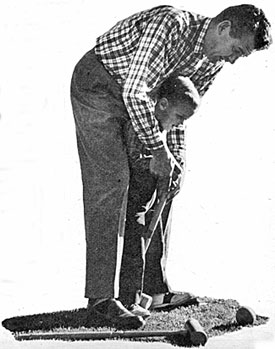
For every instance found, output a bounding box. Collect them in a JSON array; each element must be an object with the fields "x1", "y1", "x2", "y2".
[
  {"x1": 184, "y1": 318, "x2": 208, "y2": 346},
  {"x1": 139, "y1": 293, "x2": 152, "y2": 310}
]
